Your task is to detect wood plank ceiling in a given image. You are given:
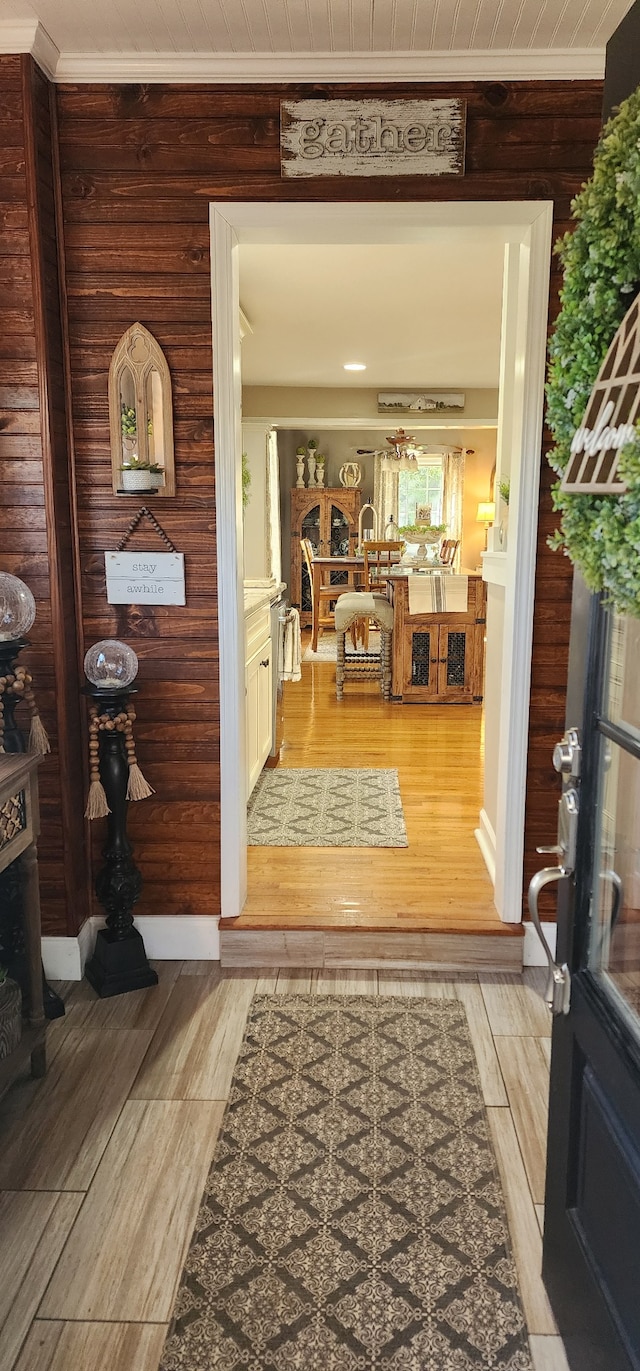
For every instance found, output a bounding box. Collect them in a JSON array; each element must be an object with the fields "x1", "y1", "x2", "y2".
[{"x1": 0, "y1": 0, "x2": 630, "y2": 55}]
